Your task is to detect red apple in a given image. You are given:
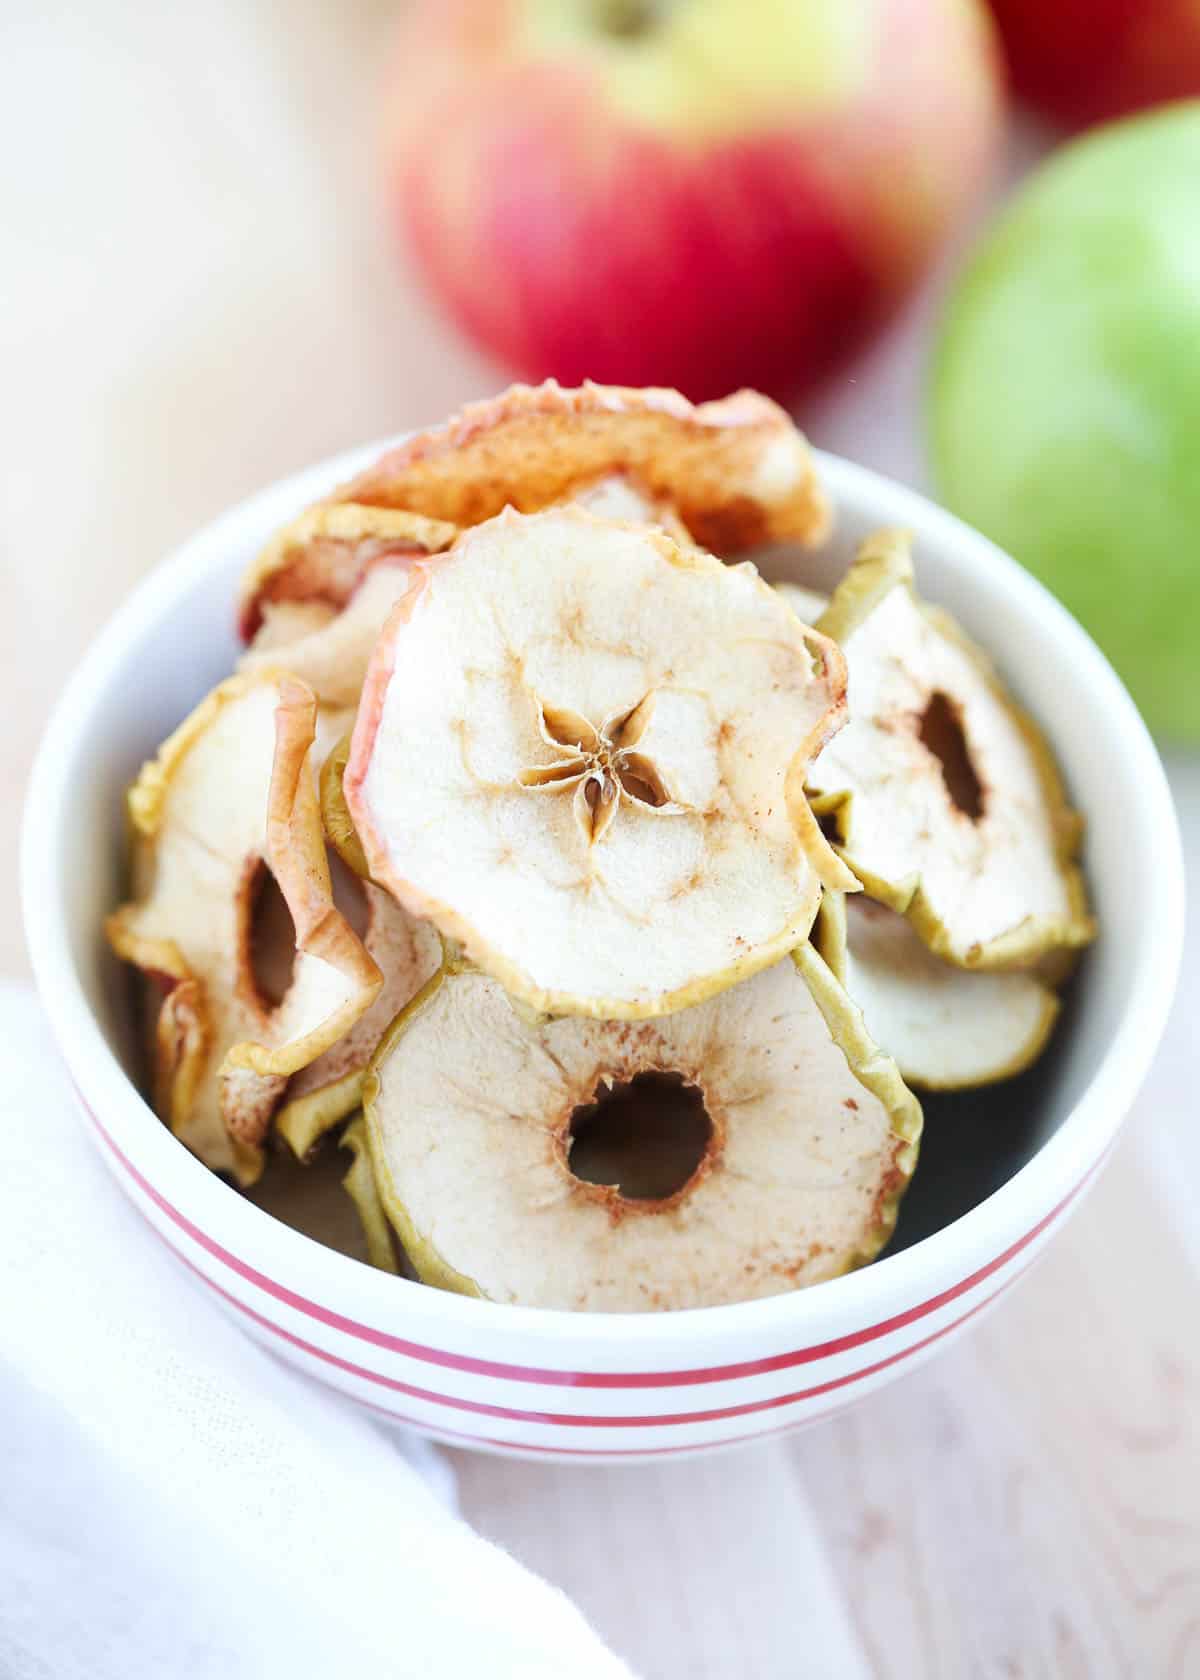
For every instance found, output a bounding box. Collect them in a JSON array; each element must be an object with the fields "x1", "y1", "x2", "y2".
[
  {"x1": 987, "y1": 0, "x2": 1200, "y2": 129},
  {"x1": 383, "y1": 0, "x2": 1003, "y2": 404}
]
